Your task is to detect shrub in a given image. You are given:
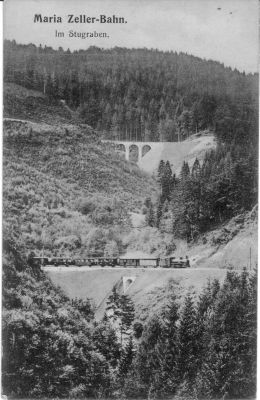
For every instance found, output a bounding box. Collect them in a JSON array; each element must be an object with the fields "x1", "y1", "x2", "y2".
[{"x1": 78, "y1": 199, "x2": 96, "y2": 215}]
